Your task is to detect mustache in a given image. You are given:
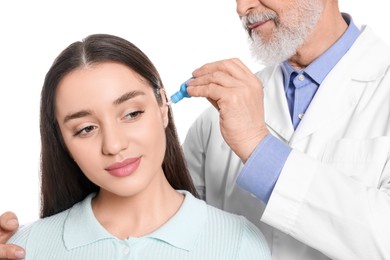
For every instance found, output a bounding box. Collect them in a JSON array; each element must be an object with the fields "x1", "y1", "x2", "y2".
[{"x1": 241, "y1": 11, "x2": 279, "y2": 37}]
